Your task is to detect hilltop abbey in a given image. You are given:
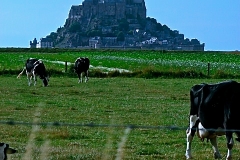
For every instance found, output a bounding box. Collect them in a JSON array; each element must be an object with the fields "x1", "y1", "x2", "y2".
[
  {"x1": 31, "y1": 0, "x2": 205, "y2": 51},
  {"x1": 64, "y1": 0, "x2": 147, "y2": 35},
  {"x1": 67, "y1": 0, "x2": 146, "y2": 22}
]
